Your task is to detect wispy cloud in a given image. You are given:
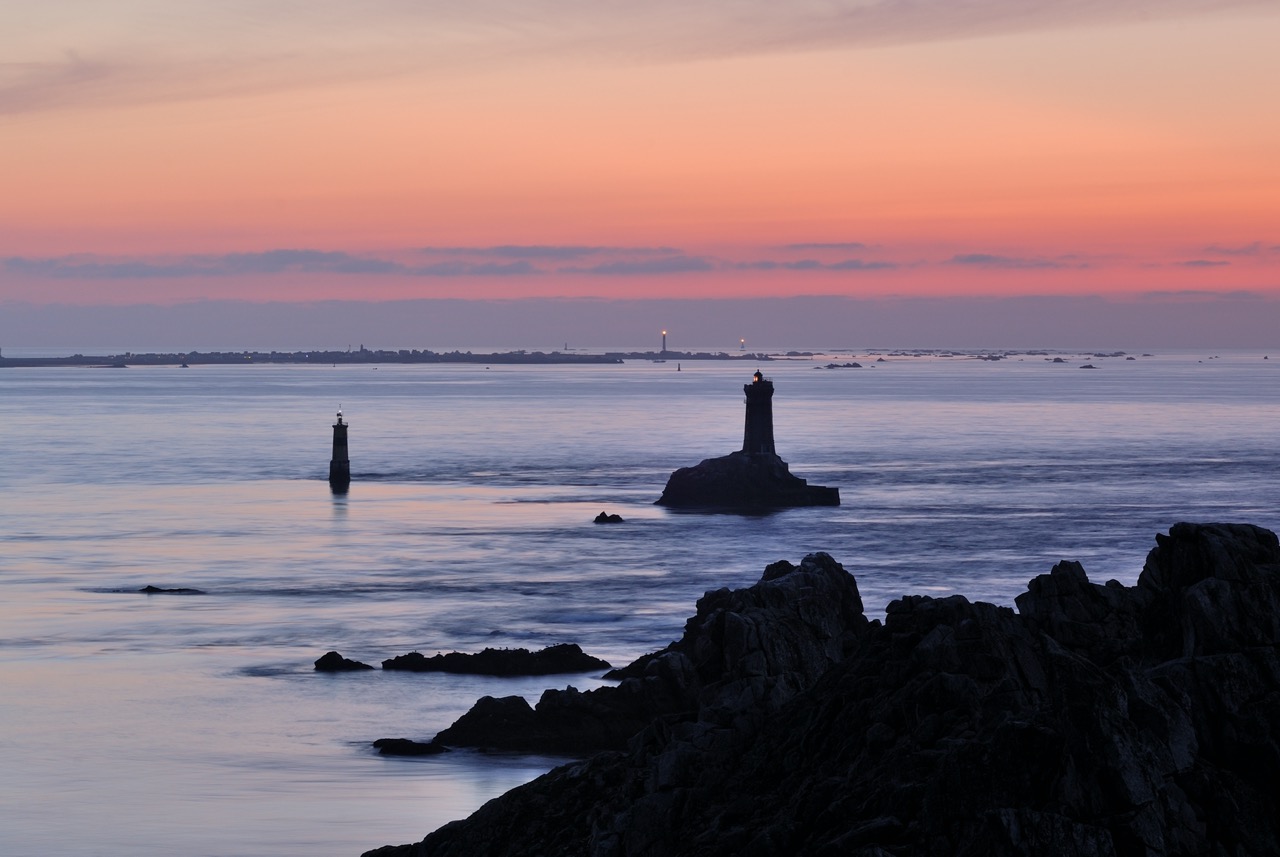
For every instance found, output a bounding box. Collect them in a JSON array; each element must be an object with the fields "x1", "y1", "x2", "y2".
[
  {"x1": 1141, "y1": 289, "x2": 1264, "y2": 300},
  {"x1": 3, "y1": 246, "x2": 908, "y2": 281},
  {"x1": 2, "y1": 251, "x2": 541, "y2": 279},
  {"x1": 947, "y1": 253, "x2": 1081, "y2": 270},
  {"x1": 736, "y1": 258, "x2": 895, "y2": 271},
  {"x1": 1178, "y1": 259, "x2": 1231, "y2": 268},
  {"x1": 420, "y1": 245, "x2": 680, "y2": 260},
  {"x1": 1202, "y1": 242, "x2": 1279, "y2": 257},
  {"x1": 3, "y1": 0, "x2": 1271, "y2": 114},
  {"x1": 559, "y1": 255, "x2": 717, "y2": 275},
  {"x1": 780, "y1": 242, "x2": 869, "y2": 252}
]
